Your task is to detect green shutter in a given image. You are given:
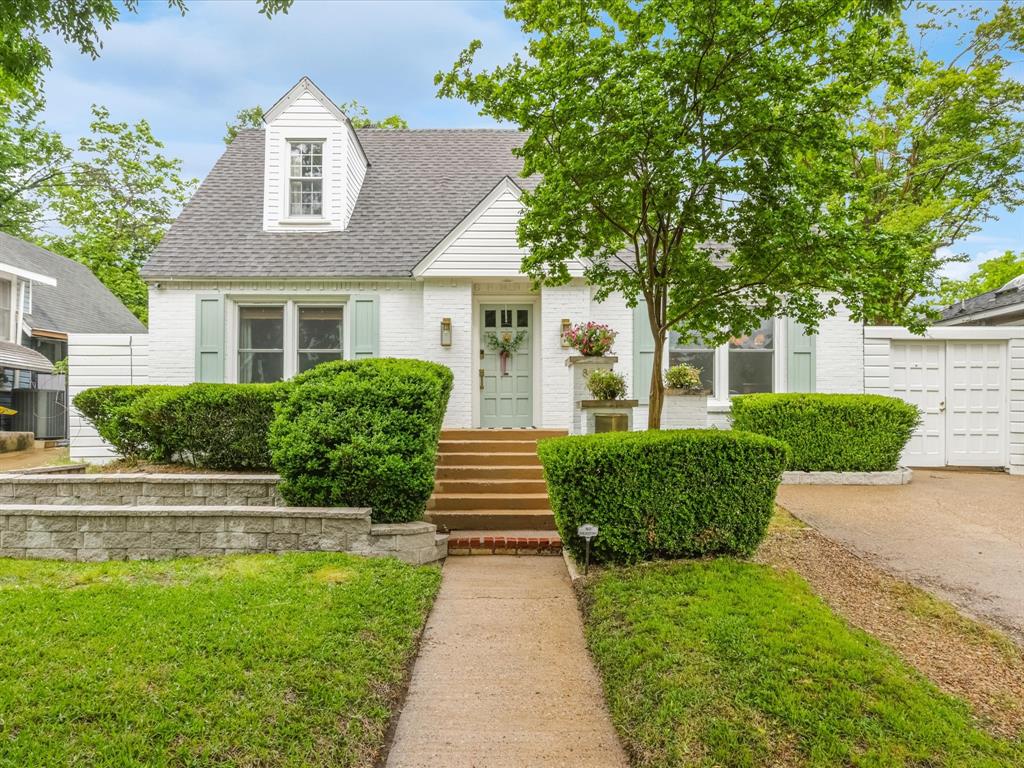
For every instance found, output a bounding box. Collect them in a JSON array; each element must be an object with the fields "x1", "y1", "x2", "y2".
[
  {"x1": 195, "y1": 295, "x2": 224, "y2": 383},
  {"x1": 351, "y1": 295, "x2": 379, "y2": 358},
  {"x1": 633, "y1": 302, "x2": 656, "y2": 405},
  {"x1": 786, "y1": 317, "x2": 816, "y2": 392}
]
